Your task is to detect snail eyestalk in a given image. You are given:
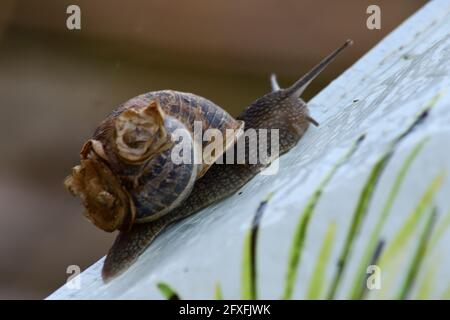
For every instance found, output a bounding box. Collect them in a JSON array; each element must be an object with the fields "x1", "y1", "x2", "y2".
[
  {"x1": 286, "y1": 39, "x2": 353, "y2": 98},
  {"x1": 270, "y1": 73, "x2": 281, "y2": 91}
]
